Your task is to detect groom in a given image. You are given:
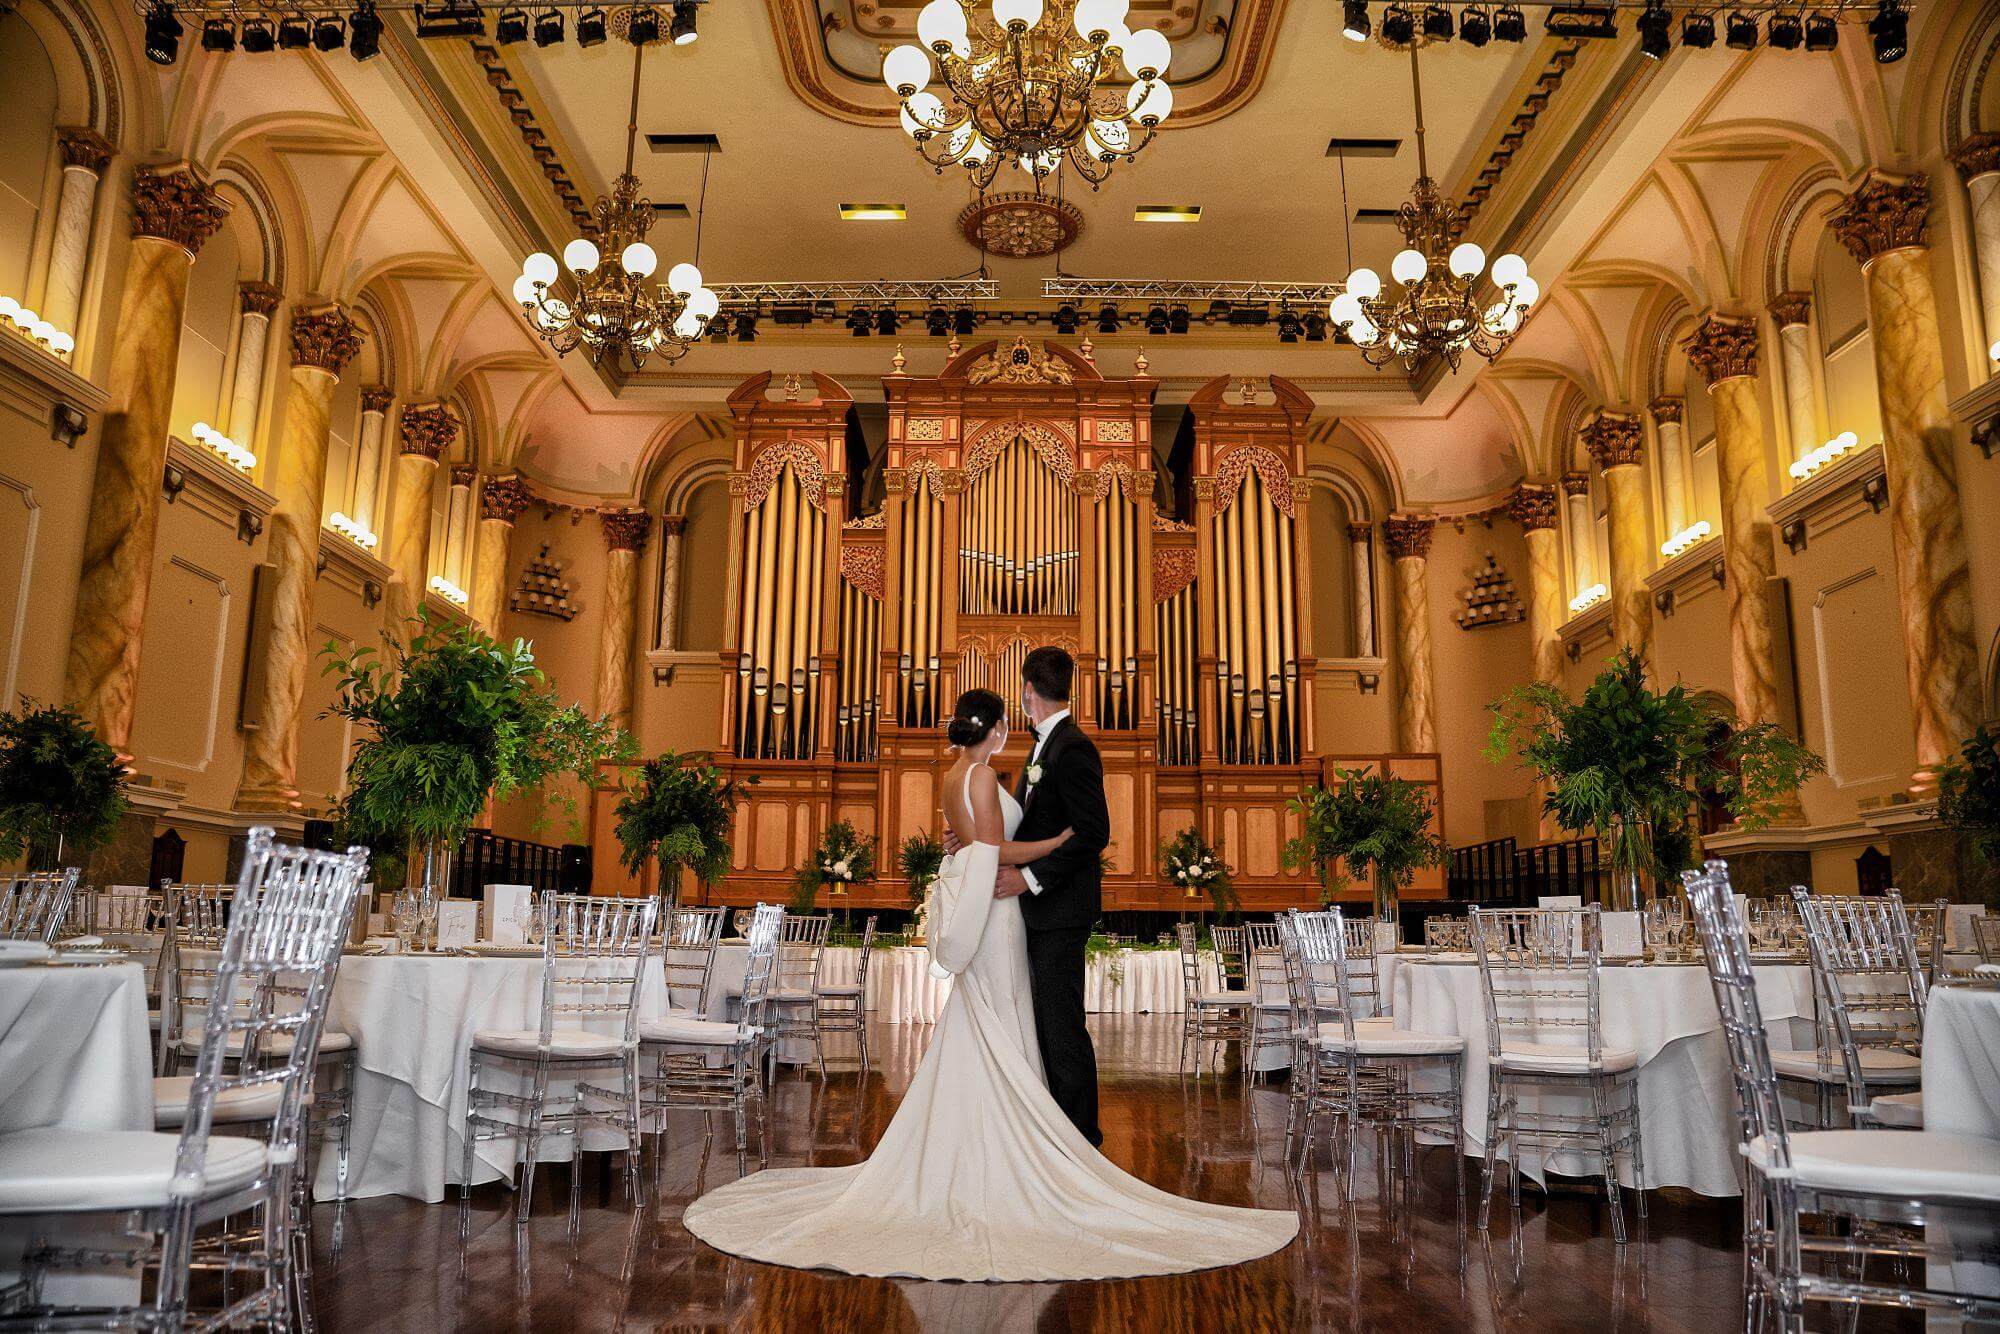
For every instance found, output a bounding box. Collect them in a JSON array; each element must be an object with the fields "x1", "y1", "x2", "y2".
[{"x1": 993, "y1": 646, "x2": 1109, "y2": 1148}]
